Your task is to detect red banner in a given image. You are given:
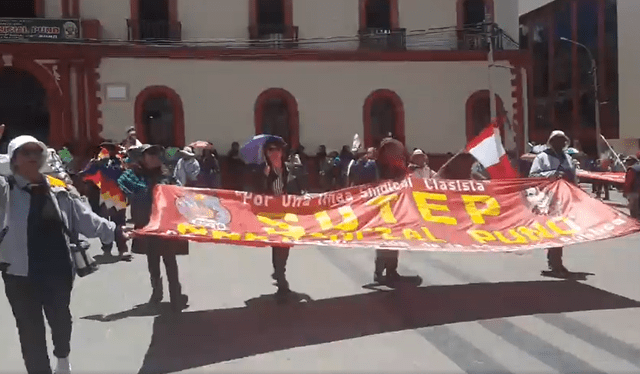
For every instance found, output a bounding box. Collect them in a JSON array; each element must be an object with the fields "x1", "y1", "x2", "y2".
[
  {"x1": 577, "y1": 170, "x2": 626, "y2": 185},
  {"x1": 134, "y1": 178, "x2": 640, "y2": 252}
]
